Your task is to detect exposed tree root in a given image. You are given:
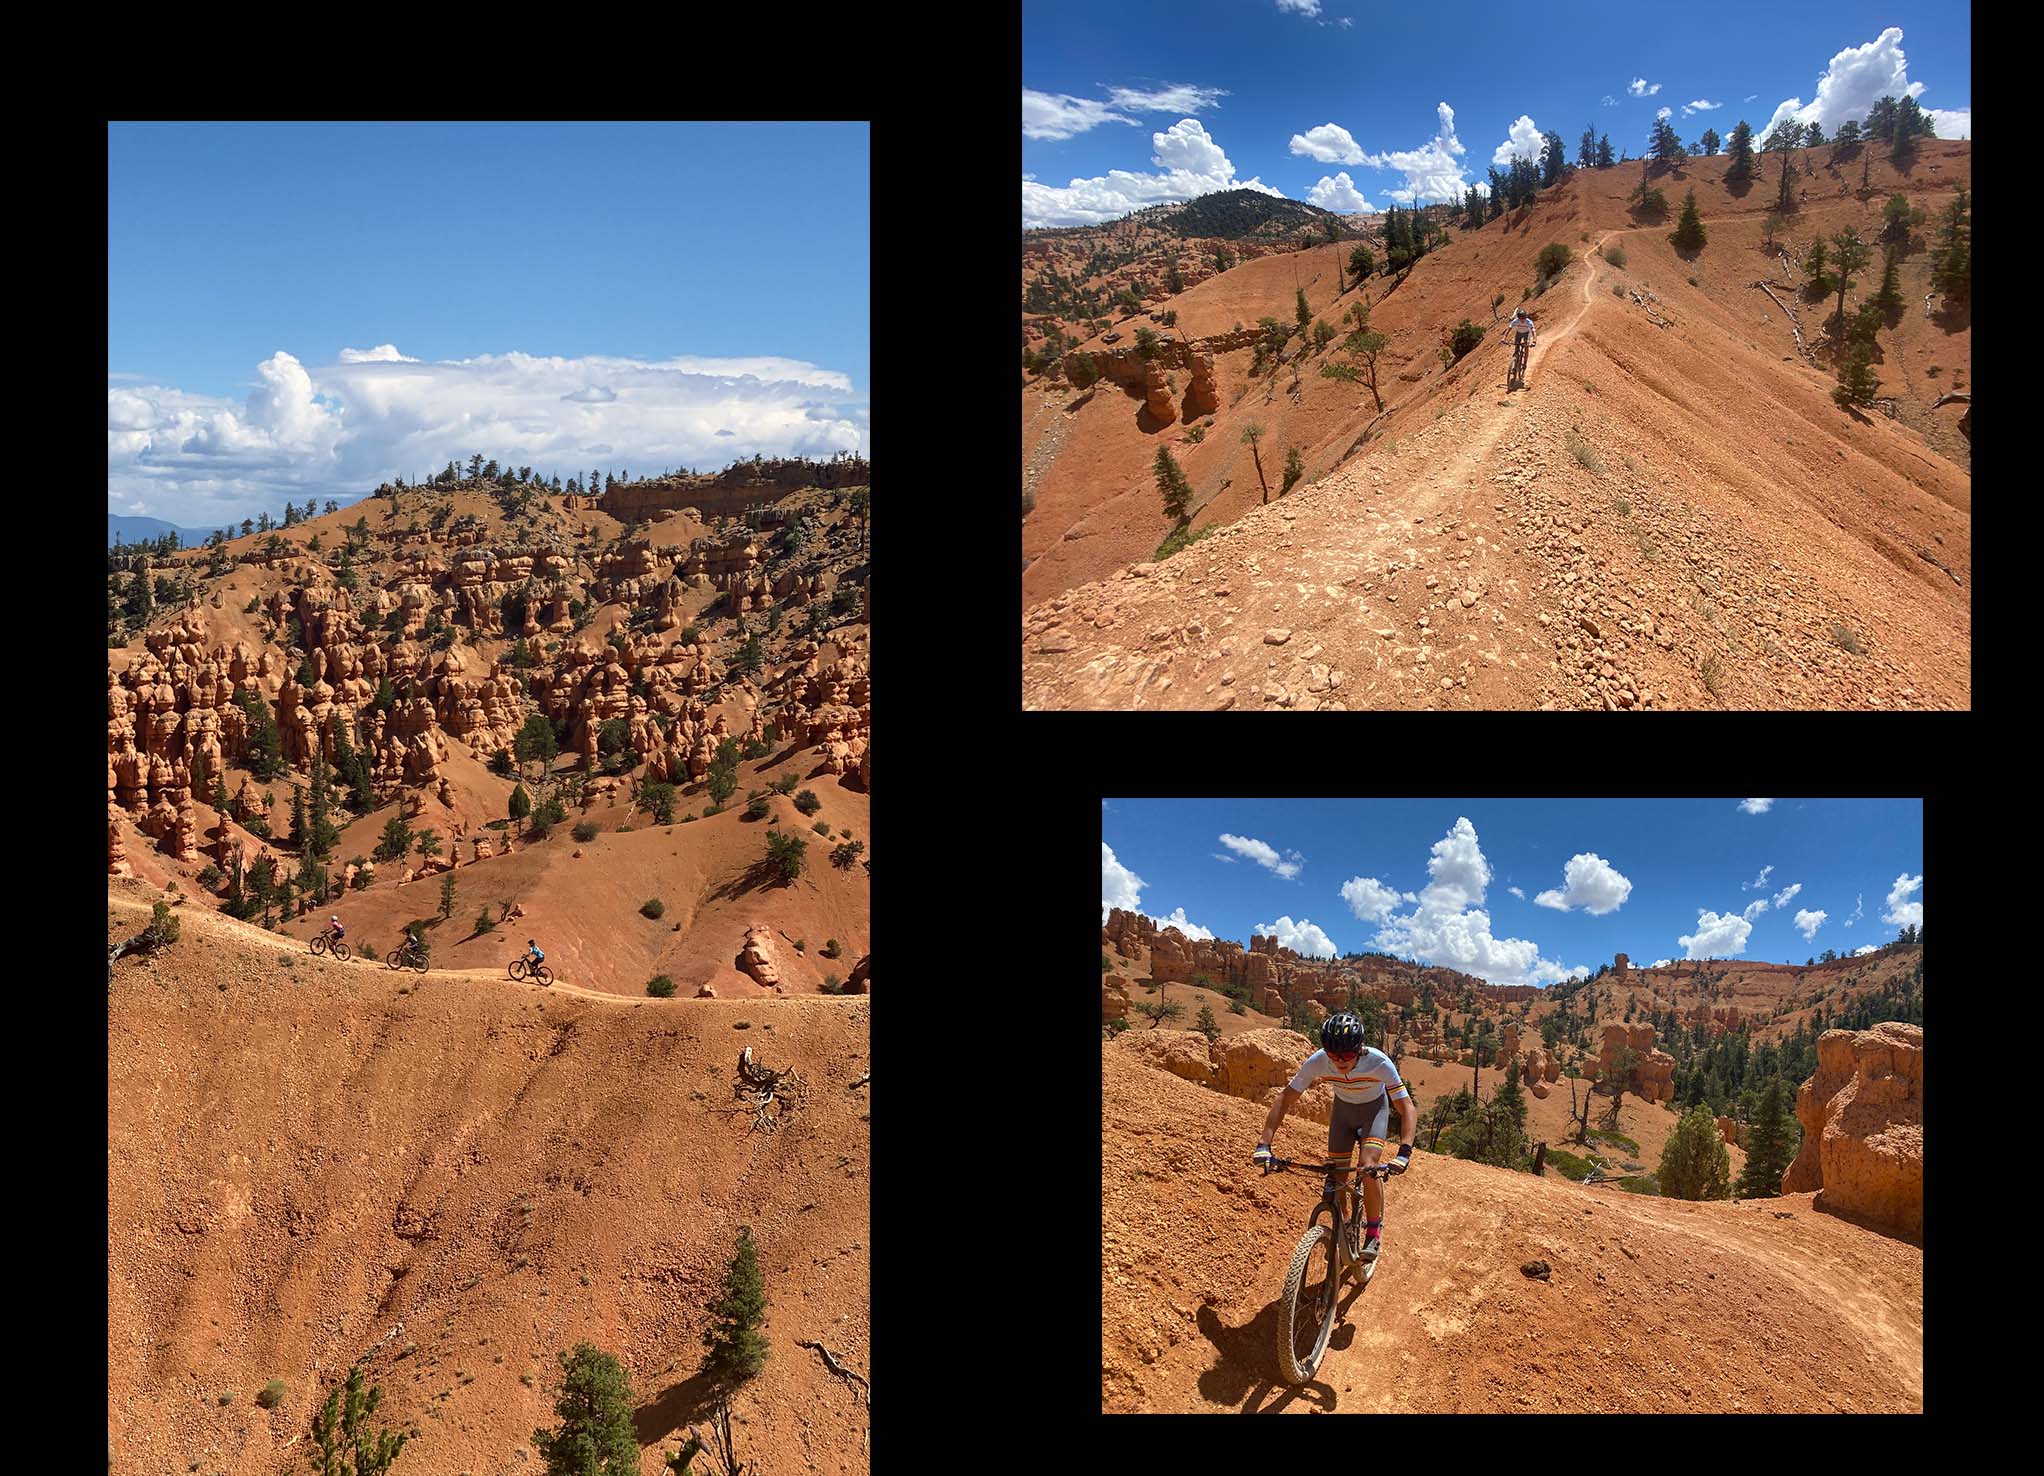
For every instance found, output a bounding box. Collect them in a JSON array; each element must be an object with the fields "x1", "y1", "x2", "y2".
[
  {"x1": 798, "y1": 1339, "x2": 871, "y2": 1407},
  {"x1": 735, "y1": 1046, "x2": 807, "y2": 1133}
]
